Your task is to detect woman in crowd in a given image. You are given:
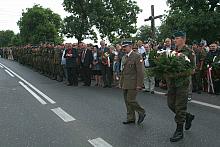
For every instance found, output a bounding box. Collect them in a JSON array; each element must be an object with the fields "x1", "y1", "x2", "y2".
[{"x1": 92, "y1": 46, "x2": 102, "y2": 86}]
